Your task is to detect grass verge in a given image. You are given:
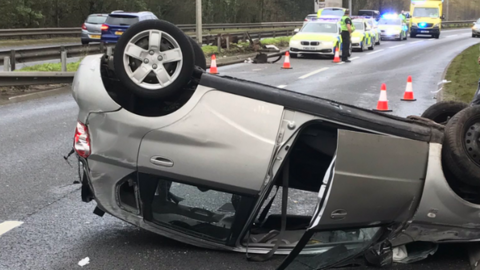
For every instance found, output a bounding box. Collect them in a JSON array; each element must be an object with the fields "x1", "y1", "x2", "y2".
[
  {"x1": 443, "y1": 43, "x2": 480, "y2": 103},
  {"x1": 16, "y1": 36, "x2": 291, "y2": 72}
]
